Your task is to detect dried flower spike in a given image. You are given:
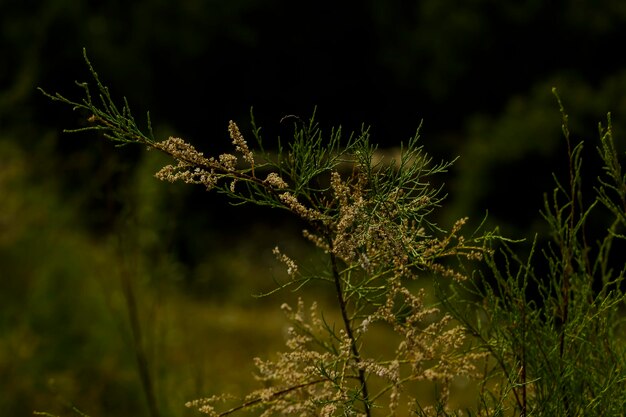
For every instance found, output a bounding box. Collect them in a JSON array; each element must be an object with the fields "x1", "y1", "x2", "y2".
[{"x1": 228, "y1": 120, "x2": 255, "y2": 172}]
